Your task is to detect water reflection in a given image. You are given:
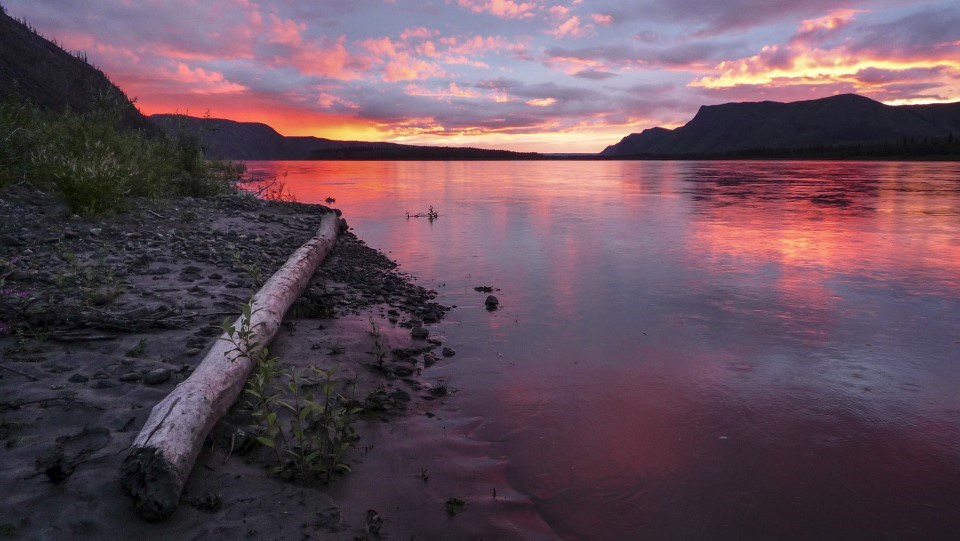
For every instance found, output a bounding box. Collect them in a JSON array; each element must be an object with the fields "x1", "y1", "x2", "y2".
[{"x1": 246, "y1": 160, "x2": 960, "y2": 540}]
